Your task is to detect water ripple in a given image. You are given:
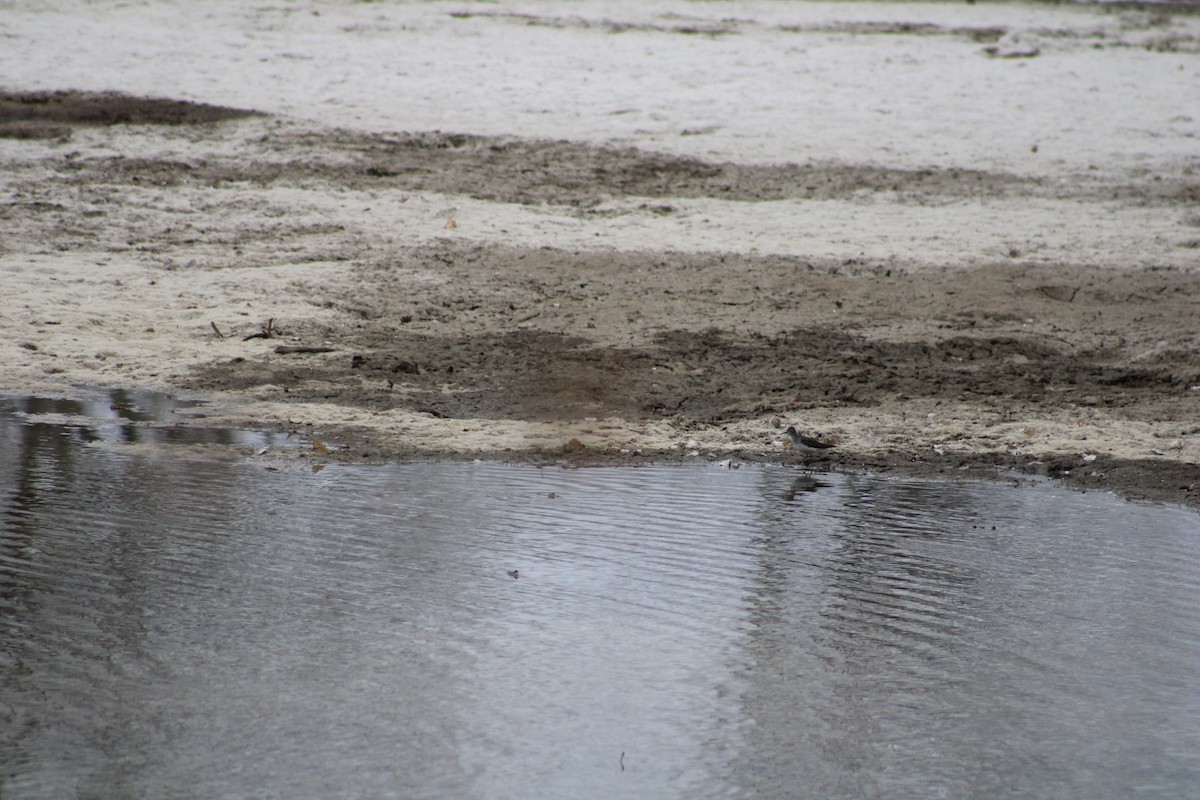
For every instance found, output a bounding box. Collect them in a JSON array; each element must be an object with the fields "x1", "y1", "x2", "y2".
[{"x1": 1, "y1": 428, "x2": 1198, "y2": 800}]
